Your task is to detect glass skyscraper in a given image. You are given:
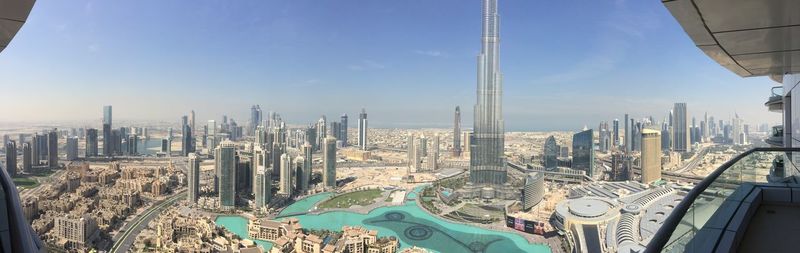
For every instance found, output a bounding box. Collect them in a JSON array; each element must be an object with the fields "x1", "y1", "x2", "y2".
[
  {"x1": 470, "y1": 0, "x2": 507, "y2": 185},
  {"x1": 543, "y1": 136, "x2": 558, "y2": 169},
  {"x1": 572, "y1": 129, "x2": 594, "y2": 178},
  {"x1": 672, "y1": 103, "x2": 689, "y2": 152},
  {"x1": 358, "y1": 109, "x2": 368, "y2": 150},
  {"x1": 453, "y1": 106, "x2": 462, "y2": 157},
  {"x1": 215, "y1": 141, "x2": 236, "y2": 210}
]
